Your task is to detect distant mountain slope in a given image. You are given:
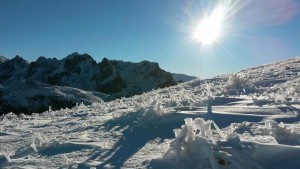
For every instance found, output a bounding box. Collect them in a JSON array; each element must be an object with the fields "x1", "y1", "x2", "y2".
[
  {"x1": 0, "y1": 52, "x2": 177, "y2": 114},
  {"x1": 0, "y1": 80, "x2": 109, "y2": 115},
  {"x1": 95, "y1": 58, "x2": 176, "y2": 97},
  {"x1": 171, "y1": 73, "x2": 198, "y2": 82}
]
